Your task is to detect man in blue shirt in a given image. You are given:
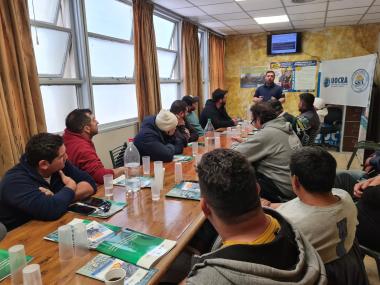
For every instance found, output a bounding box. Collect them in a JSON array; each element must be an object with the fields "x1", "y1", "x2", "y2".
[
  {"x1": 253, "y1": 71, "x2": 284, "y2": 103},
  {"x1": 182, "y1": 95, "x2": 204, "y2": 136},
  {"x1": 0, "y1": 133, "x2": 96, "y2": 230}
]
